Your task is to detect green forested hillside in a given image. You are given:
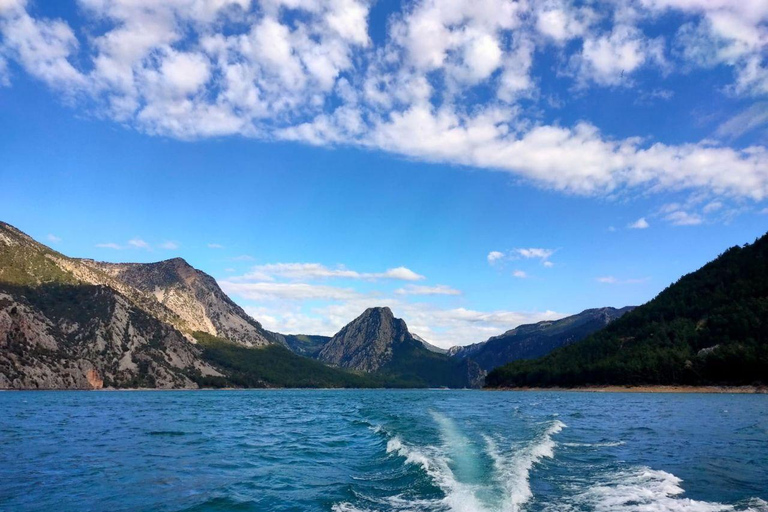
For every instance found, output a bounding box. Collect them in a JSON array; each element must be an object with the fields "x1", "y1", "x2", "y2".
[
  {"x1": 486, "y1": 233, "x2": 768, "y2": 388},
  {"x1": 192, "y1": 333, "x2": 383, "y2": 388}
]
